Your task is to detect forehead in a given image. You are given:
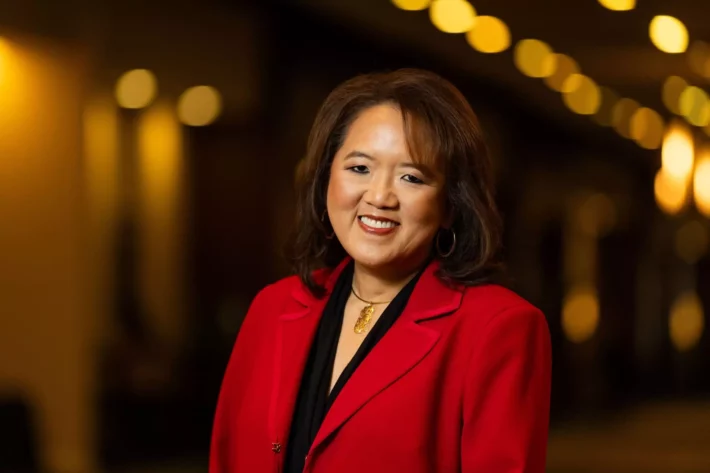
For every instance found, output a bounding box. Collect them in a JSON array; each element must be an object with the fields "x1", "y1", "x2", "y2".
[
  {"x1": 340, "y1": 104, "x2": 406, "y2": 153},
  {"x1": 339, "y1": 103, "x2": 442, "y2": 171}
]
